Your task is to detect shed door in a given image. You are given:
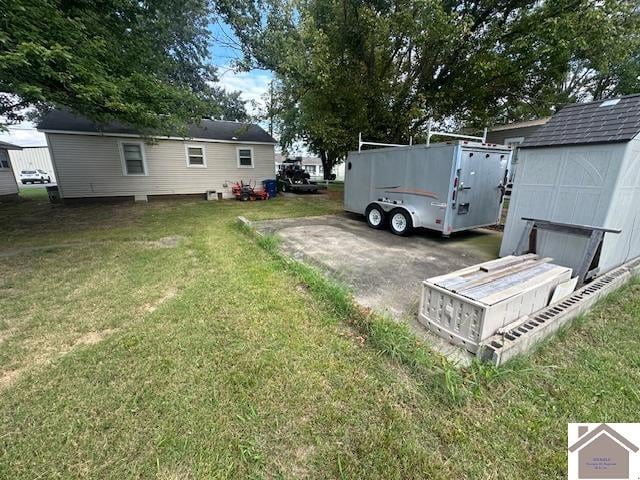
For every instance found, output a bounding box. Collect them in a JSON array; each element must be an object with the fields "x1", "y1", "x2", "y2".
[{"x1": 453, "y1": 149, "x2": 508, "y2": 229}]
